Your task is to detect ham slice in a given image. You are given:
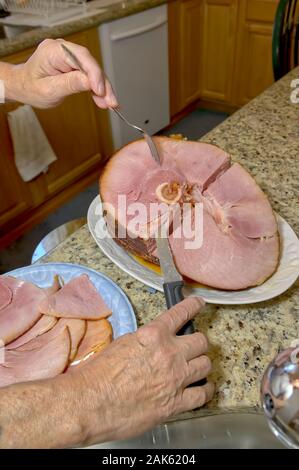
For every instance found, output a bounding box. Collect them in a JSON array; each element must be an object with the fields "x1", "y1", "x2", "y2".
[
  {"x1": 58, "y1": 318, "x2": 86, "y2": 360},
  {"x1": 44, "y1": 275, "x2": 62, "y2": 296},
  {"x1": 0, "y1": 326, "x2": 70, "y2": 388},
  {"x1": 12, "y1": 322, "x2": 67, "y2": 351},
  {"x1": 0, "y1": 276, "x2": 45, "y2": 345},
  {"x1": 100, "y1": 137, "x2": 279, "y2": 290},
  {"x1": 0, "y1": 281, "x2": 12, "y2": 311},
  {"x1": 39, "y1": 274, "x2": 111, "y2": 320},
  {"x1": 0, "y1": 273, "x2": 114, "y2": 386},
  {"x1": 6, "y1": 315, "x2": 57, "y2": 350},
  {"x1": 72, "y1": 319, "x2": 113, "y2": 365}
]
